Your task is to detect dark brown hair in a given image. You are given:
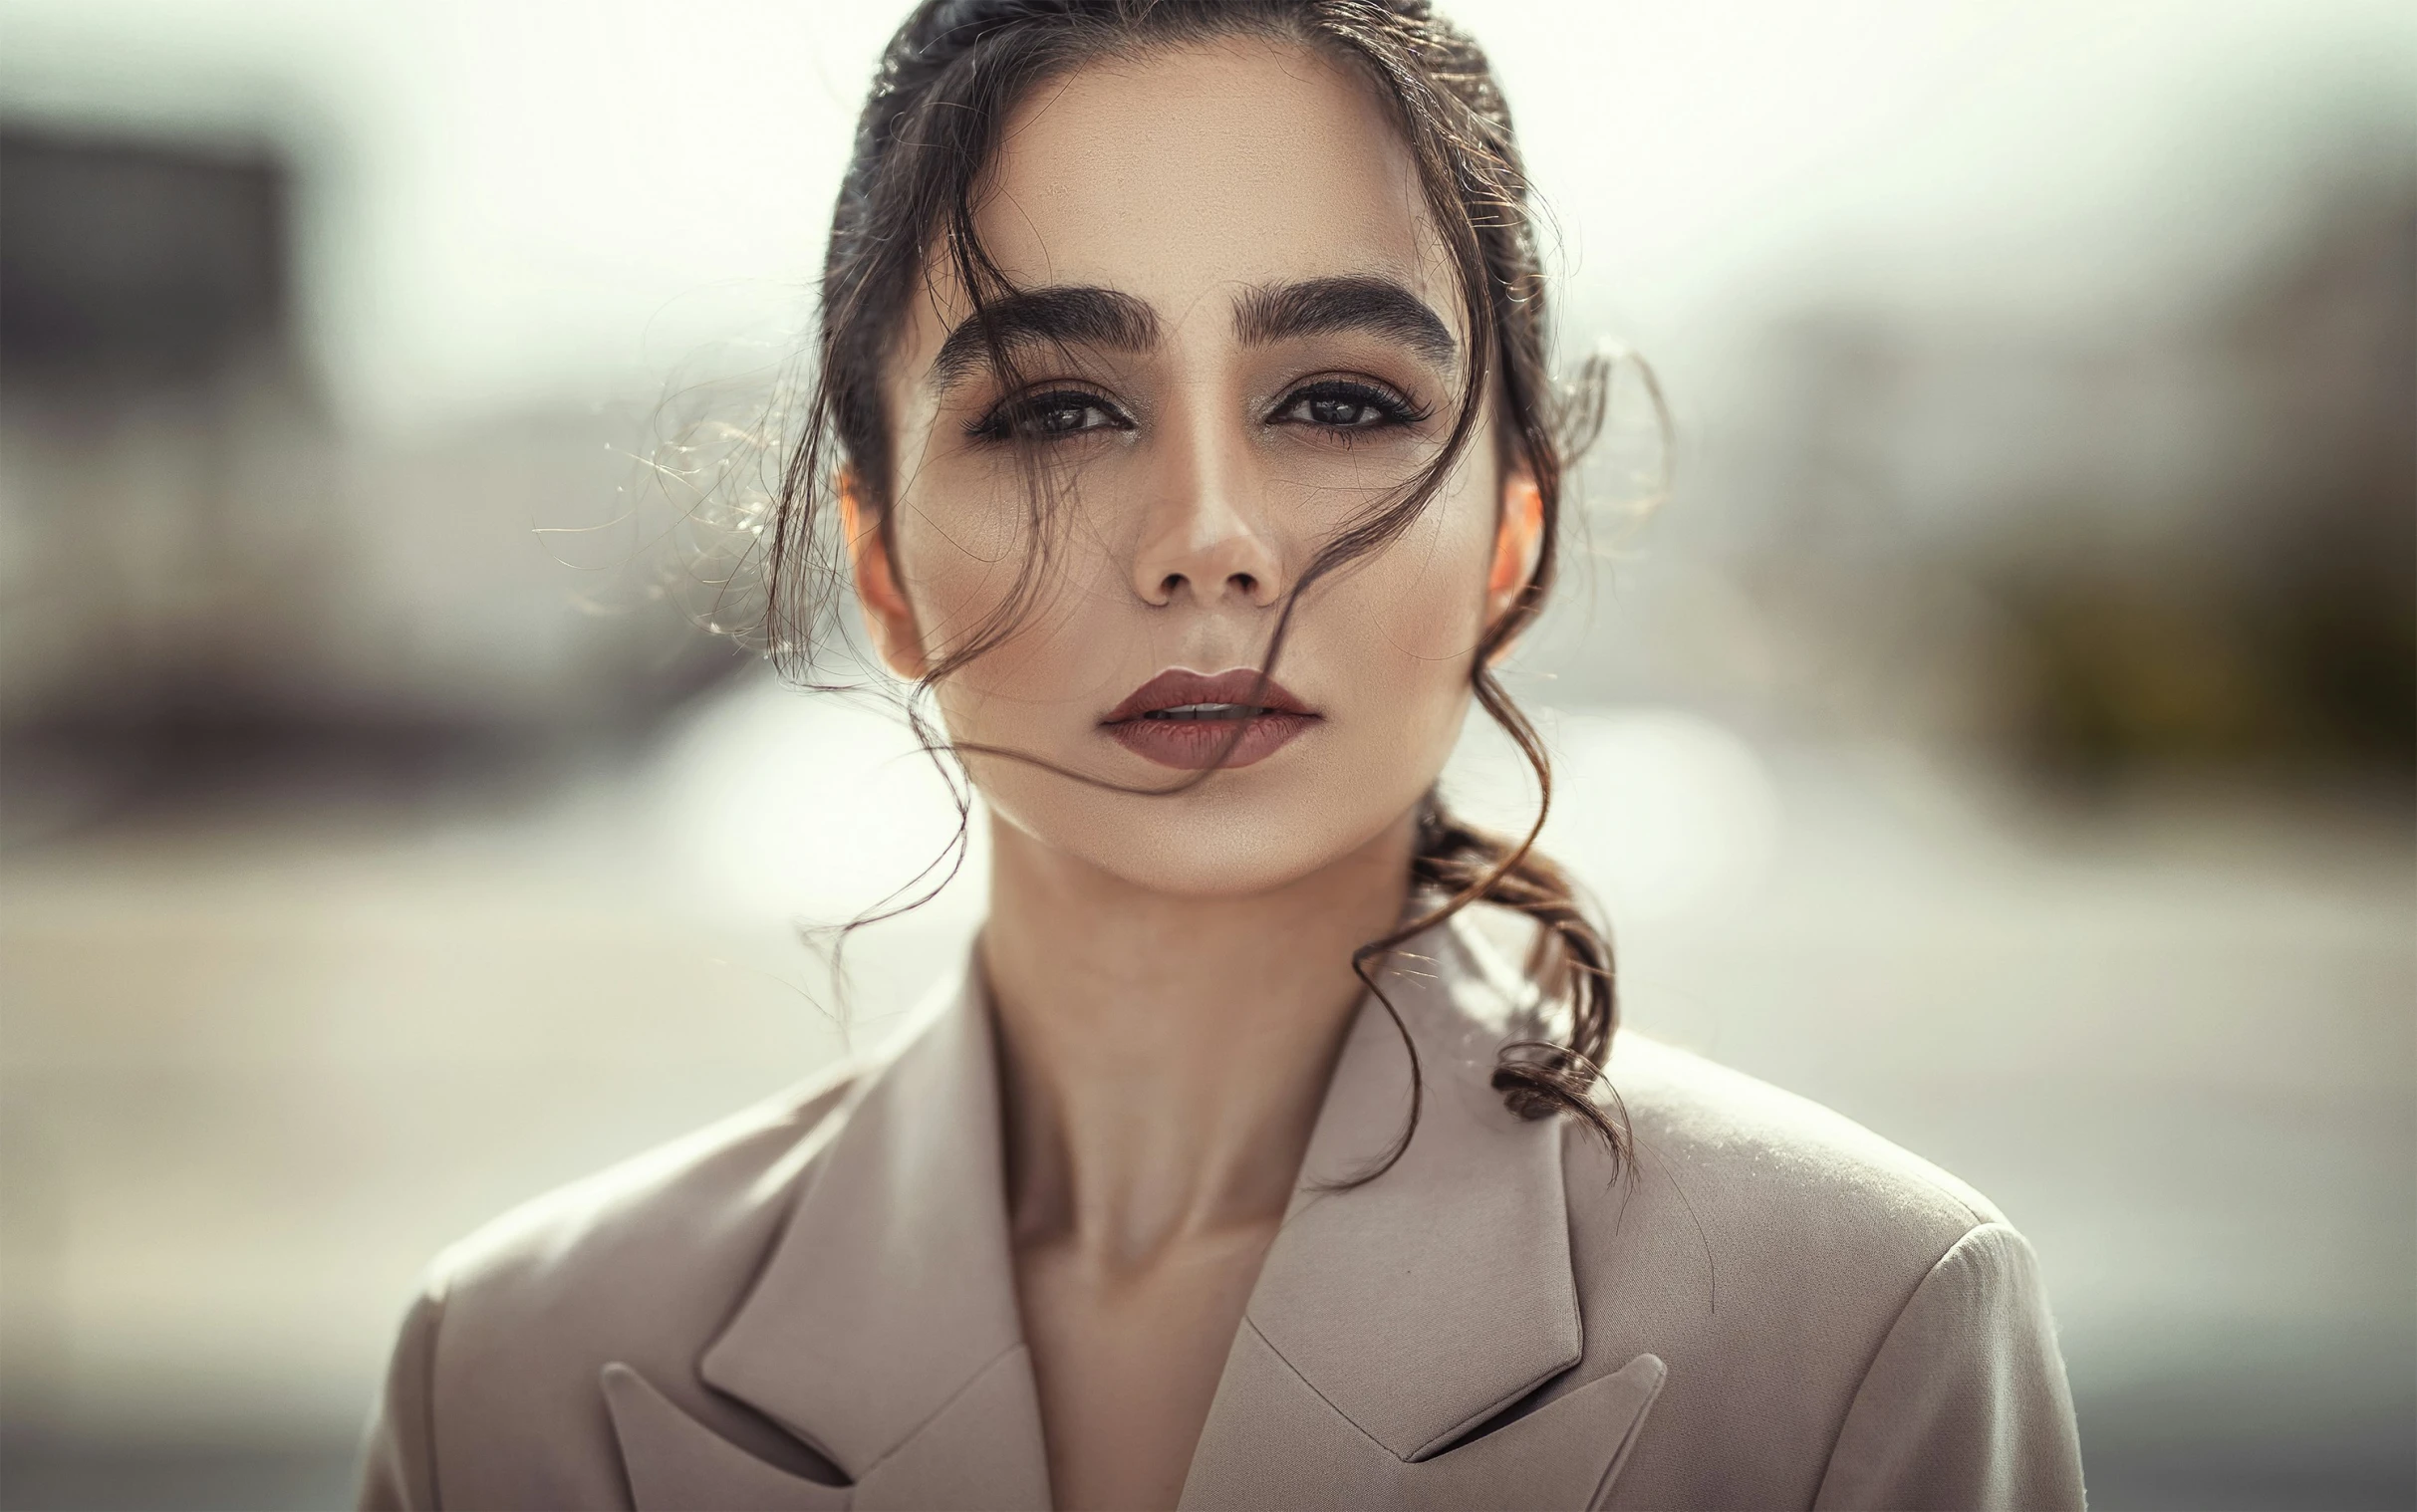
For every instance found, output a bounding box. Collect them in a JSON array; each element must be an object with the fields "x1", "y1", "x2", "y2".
[{"x1": 763, "y1": 0, "x2": 1628, "y2": 1176}]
